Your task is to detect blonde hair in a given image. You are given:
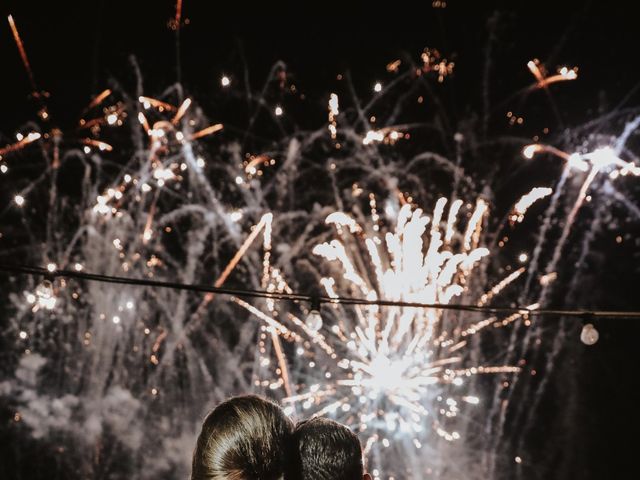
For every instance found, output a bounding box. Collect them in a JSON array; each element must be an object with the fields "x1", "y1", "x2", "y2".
[{"x1": 191, "y1": 395, "x2": 293, "y2": 480}]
